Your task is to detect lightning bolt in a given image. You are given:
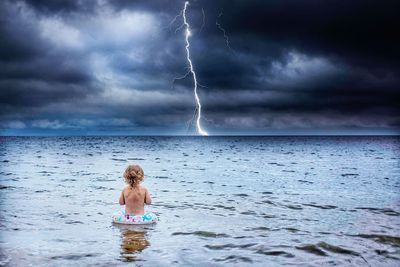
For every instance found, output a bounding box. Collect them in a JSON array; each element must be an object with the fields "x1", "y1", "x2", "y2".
[
  {"x1": 182, "y1": 1, "x2": 208, "y2": 136},
  {"x1": 199, "y1": 7, "x2": 205, "y2": 34},
  {"x1": 216, "y1": 10, "x2": 235, "y2": 53},
  {"x1": 164, "y1": 10, "x2": 182, "y2": 32}
]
